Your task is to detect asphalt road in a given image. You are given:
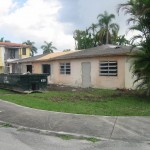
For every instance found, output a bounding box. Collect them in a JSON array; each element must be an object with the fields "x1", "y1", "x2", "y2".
[
  {"x1": 0, "y1": 100, "x2": 150, "y2": 142},
  {"x1": 0, "y1": 127, "x2": 150, "y2": 150},
  {"x1": 0, "y1": 100, "x2": 150, "y2": 150}
]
